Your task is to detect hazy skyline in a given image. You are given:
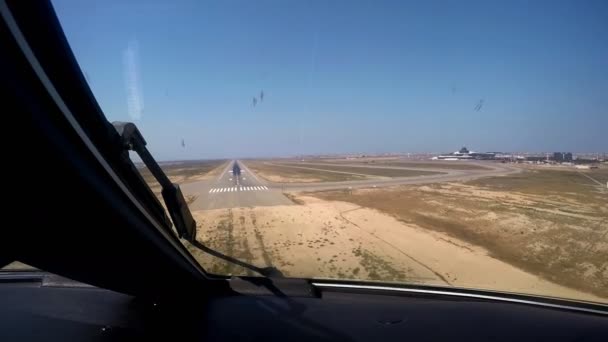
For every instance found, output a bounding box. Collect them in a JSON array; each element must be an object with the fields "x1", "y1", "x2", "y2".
[{"x1": 53, "y1": 0, "x2": 607, "y2": 160}]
